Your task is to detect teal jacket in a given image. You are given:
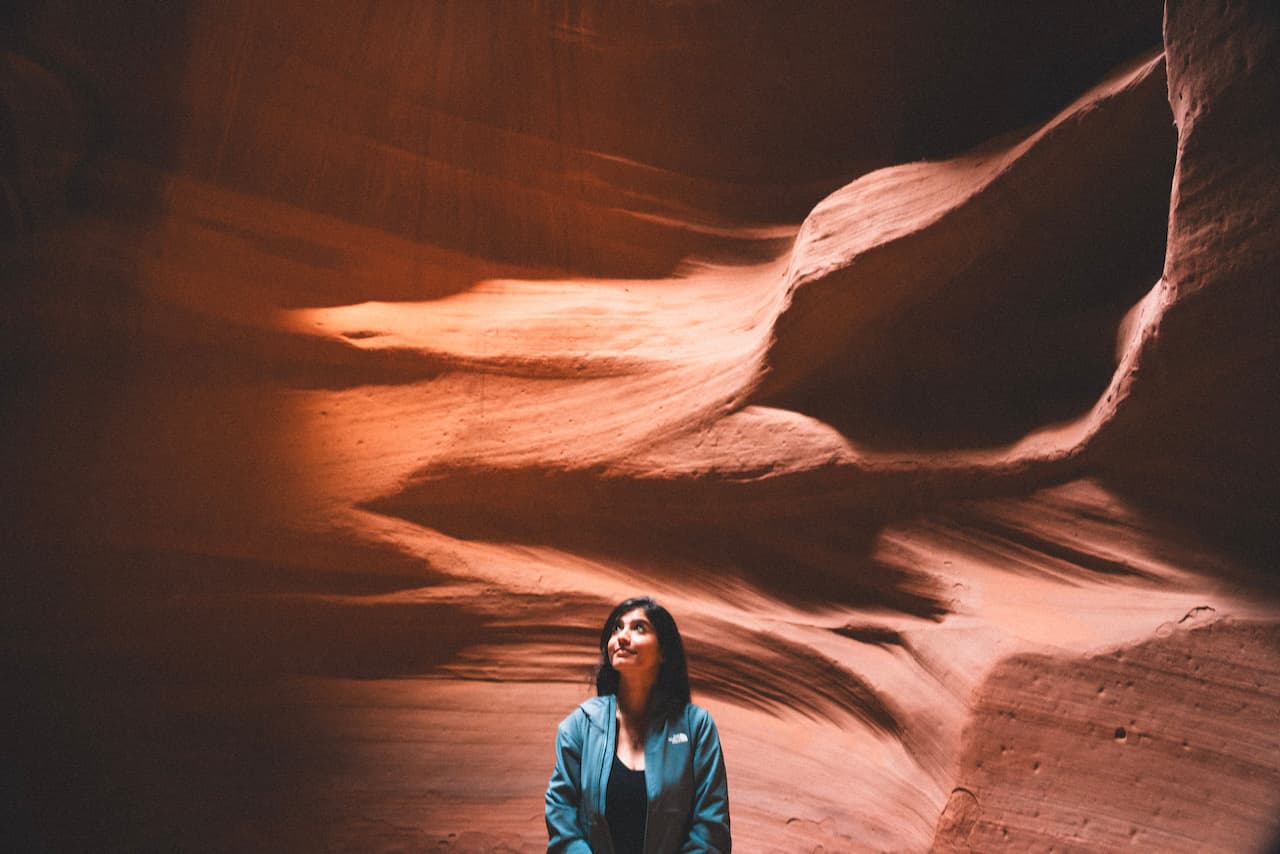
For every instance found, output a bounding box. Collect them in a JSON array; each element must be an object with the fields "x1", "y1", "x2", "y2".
[{"x1": 545, "y1": 696, "x2": 731, "y2": 853}]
